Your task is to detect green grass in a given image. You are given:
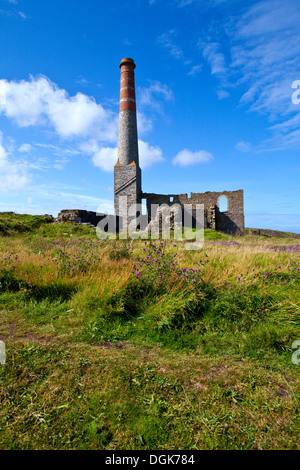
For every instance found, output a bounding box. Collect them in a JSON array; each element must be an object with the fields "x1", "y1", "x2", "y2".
[
  {"x1": 0, "y1": 213, "x2": 299, "y2": 450},
  {"x1": 0, "y1": 212, "x2": 53, "y2": 236}
]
